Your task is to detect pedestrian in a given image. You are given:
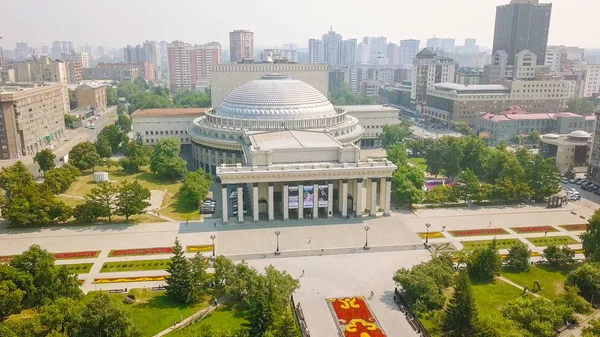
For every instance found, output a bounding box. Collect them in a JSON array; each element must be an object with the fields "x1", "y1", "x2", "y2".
[
  {"x1": 307, "y1": 237, "x2": 312, "y2": 244},
  {"x1": 489, "y1": 221, "x2": 492, "y2": 228},
  {"x1": 545, "y1": 231, "x2": 548, "y2": 237},
  {"x1": 186, "y1": 219, "x2": 189, "y2": 225},
  {"x1": 214, "y1": 222, "x2": 216, "y2": 227},
  {"x1": 301, "y1": 269, "x2": 305, "y2": 277},
  {"x1": 321, "y1": 249, "x2": 324, "y2": 255}
]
